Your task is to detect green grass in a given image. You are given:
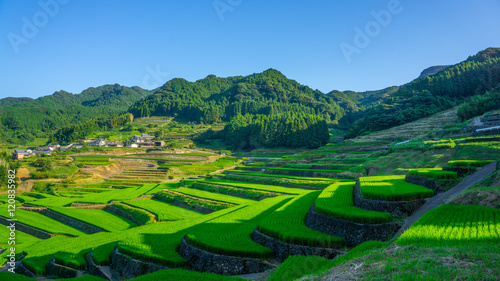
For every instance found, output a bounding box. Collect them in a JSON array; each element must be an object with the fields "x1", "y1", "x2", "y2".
[
  {"x1": 257, "y1": 192, "x2": 345, "y2": 248},
  {"x1": 223, "y1": 173, "x2": 333, "y2": 189},
  {"x1": 190, "y1": 181, "x2": 279, "y2": 200},
  {"x1": 397, "y1": 204, "x2": 500, "y2": 246},
  {"x1": 269, "y1": 241, "x2": 388, "y2": 281},
  {"x1": 266, "y1": 167, "x2": 344, "y2": 173},
  {"x1": 0, "y1": 208, "x2": 86, "y2": 237},
  {"x1": 123, "y1": 199, "x2": 202, "y2": 221},
  {"x1": 315, "y1": 182, "x2": 393, "y2": 224},
  {"x1": 359, "y1": 175, "x2": 434, "y2": 201},
  {"x1": 447, "y1": 159, "x2": 495, "y2": 167},
  {"x1": 228, "y1": 170, "x2": 339, "y2": 181},
  {"x1": 159, "y1": 157, "x2": 241, "y2": 175},
  {"x1": 50, "y1": 207, "x2": 136, "y2": 231},
  {"x1": 155, "y1": 190, "x2": 235, "y2": 211},
  {"x1": 267, "y1": 255, "x2": 331, "y2": 281},
  {"x1": 73, "y1": 184, "x2": 157, "y2": 204},
  {"x1": 407, "y1": 168, "x2": 457, "y2": 179},
  {"x1": 206, "y1": 179, "x2": 310, "y2": 195},
  {"x1": 174, "y1": 187, "x2": 256, "y2": 205}
]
